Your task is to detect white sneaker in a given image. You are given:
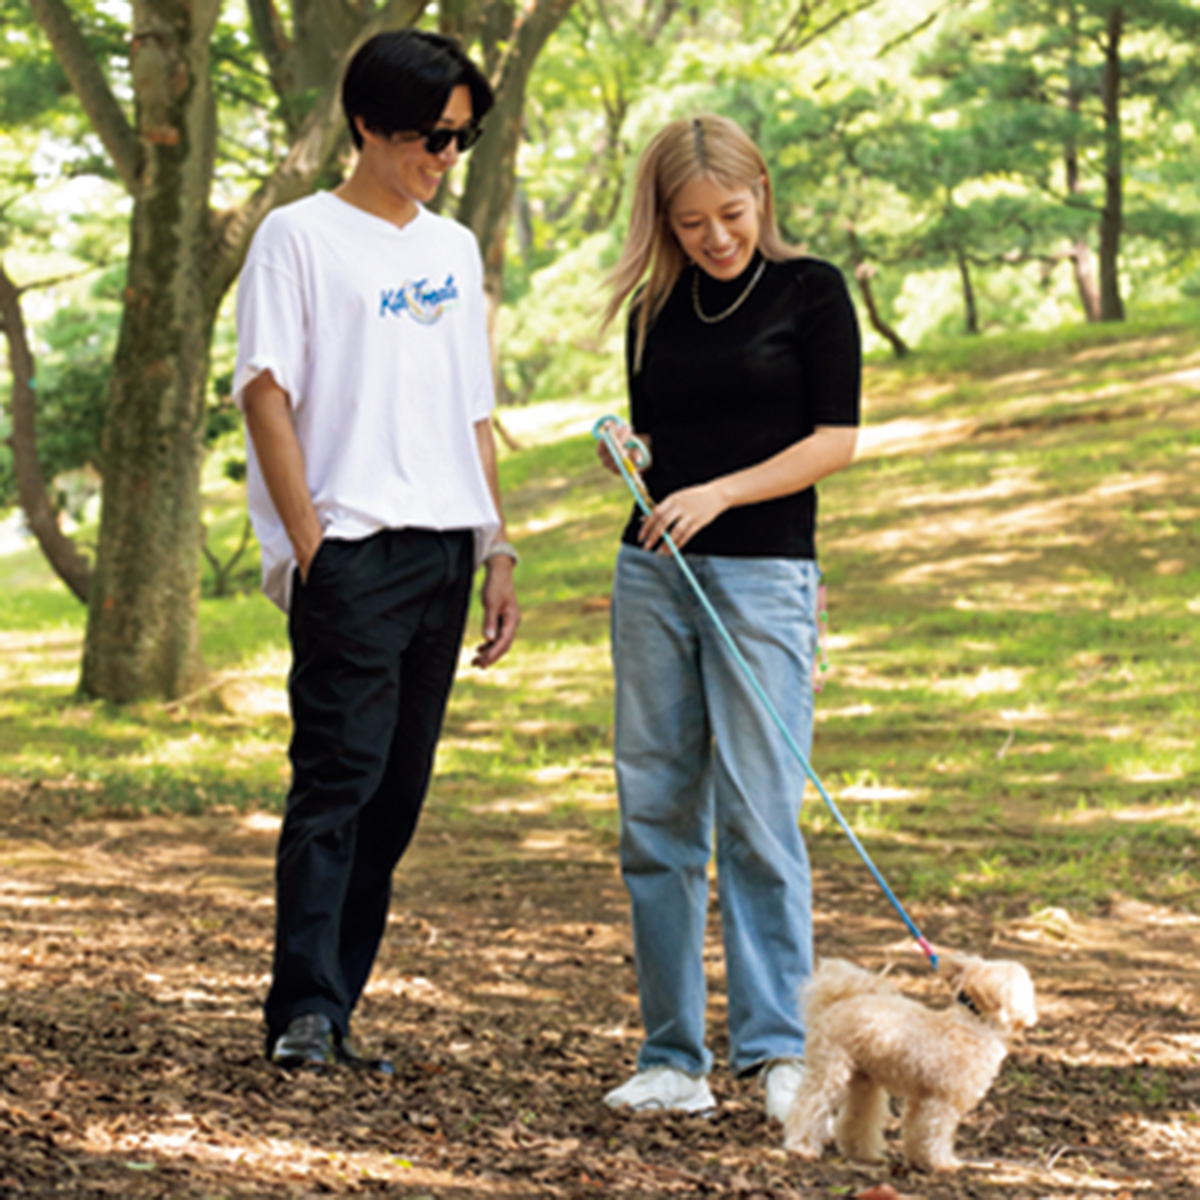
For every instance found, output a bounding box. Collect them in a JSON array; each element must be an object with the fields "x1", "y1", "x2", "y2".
[
  {"x1": 603, "y1": 1066, "x2": 716, "y2": 1114},
  {"x1": 762, "y1": 1057, "x2": 805, "y2": 1123}
]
